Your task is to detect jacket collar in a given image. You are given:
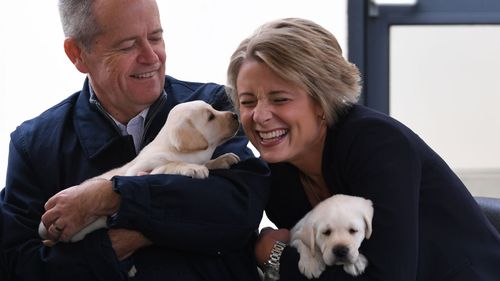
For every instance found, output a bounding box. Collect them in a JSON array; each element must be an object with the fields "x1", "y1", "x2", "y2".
[{"x1": 73, "y1": 78, "x2": 168, "y2": 163}]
